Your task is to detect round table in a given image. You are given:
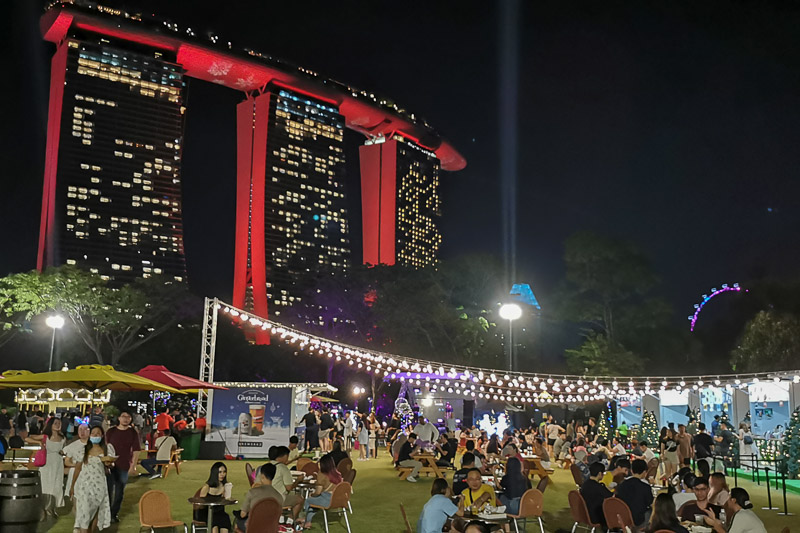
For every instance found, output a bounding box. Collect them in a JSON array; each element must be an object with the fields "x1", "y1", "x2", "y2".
[{"x1": 188, "y1": 496, "x2": 238, "y2": 528}]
